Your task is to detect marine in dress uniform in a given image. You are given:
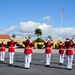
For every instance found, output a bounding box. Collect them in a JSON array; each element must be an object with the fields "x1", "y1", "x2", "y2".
[
  {"x1": 44, "y1": 39, "x2": 53, "y2": 67},
  {"x1": 58, "y1": 41, "x2": 65, "y2": 65},
  {"x1": 0, "y1": 40, "x2": 6, "y2": 62},
  {"x1": 65, "y1": 37, "x2": 75, "y2": 70},
  {"x1": 22, "y1": 36, "x2": 34, "y2": 69},
  {"x1": 7, "y1": 38, "x2": 17, "y2": 66}
]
